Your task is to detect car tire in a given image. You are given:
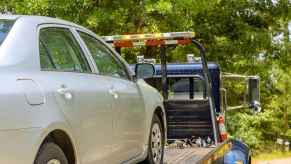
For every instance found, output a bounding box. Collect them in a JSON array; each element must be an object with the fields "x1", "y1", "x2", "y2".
[
  {"x1": 34, "y1": 142, "x2": 68, "y2": 164},
  {"x1": 141, "y1": 114, "x2": 164, "y2": 164}
]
